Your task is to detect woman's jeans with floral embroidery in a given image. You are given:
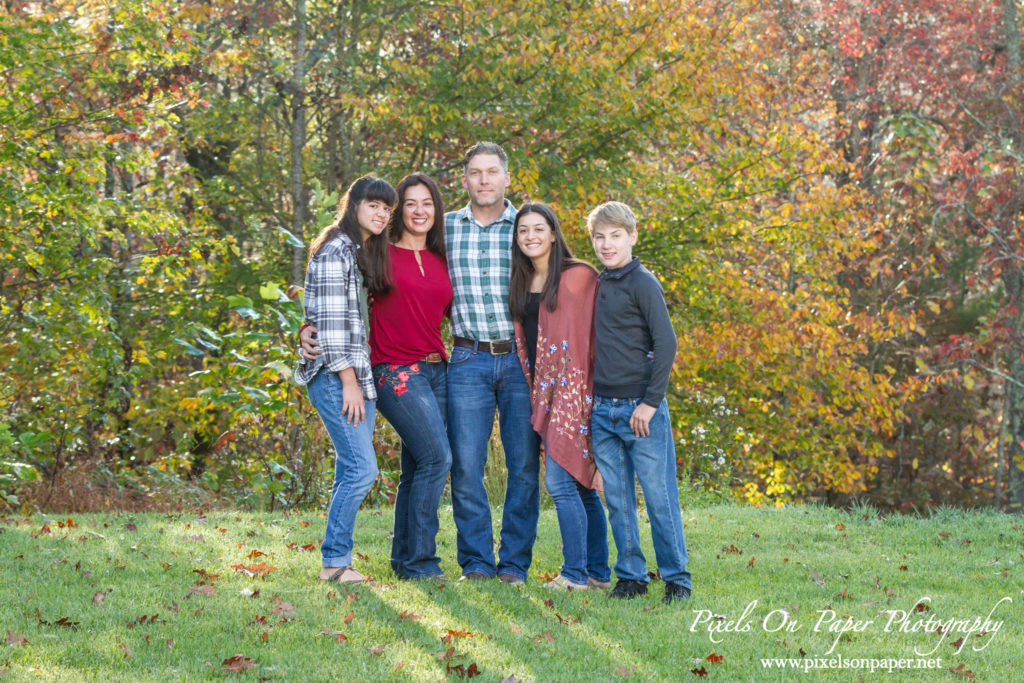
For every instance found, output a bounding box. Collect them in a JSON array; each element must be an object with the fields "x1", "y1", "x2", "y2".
[
  {"x1": 544, "y1": 451, "x2": 611, "y2": 586},
  {"x1": 373, "y1": 360, "x2": 451, "y2": 578},
  {"x1": 306, "y1": 369, "x2": 378, "y2": 569}
]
